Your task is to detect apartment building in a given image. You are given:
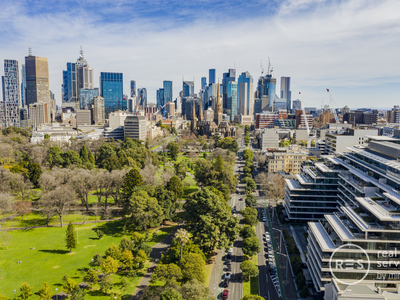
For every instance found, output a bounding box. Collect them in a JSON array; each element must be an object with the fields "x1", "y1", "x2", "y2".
[
  {"x1": 325, "y1": 128, "x2": 378, "y2": 154},
  {"x1": 307, "y1": 140, "x2": 400, "y2": 294},
  {"x1": 267, "y1": 152, "x2": 308, "y2": 174}
]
